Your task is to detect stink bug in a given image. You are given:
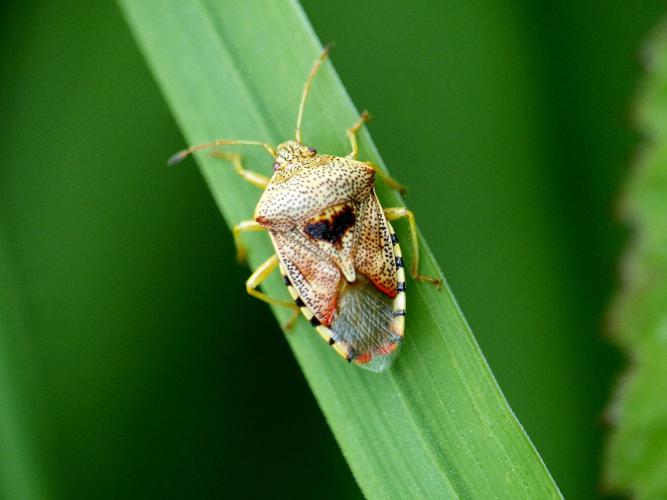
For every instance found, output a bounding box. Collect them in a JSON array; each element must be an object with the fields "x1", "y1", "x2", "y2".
[{"x1": 170, "y1": 47, "x2": 441, "y2": 372}]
